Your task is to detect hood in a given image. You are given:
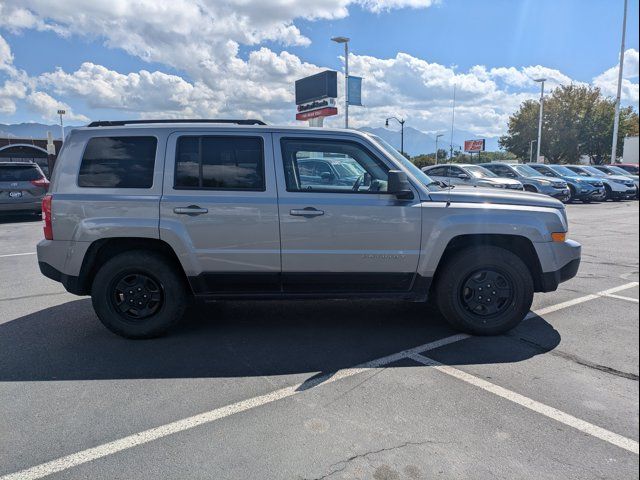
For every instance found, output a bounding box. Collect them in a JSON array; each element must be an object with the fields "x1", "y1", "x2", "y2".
[
  {"x1": 480, "y1": 177, "x2": 522, "y2": 186},
  {"x1": 428, "y1": 186, "x2": 564, "y2": 209}
]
